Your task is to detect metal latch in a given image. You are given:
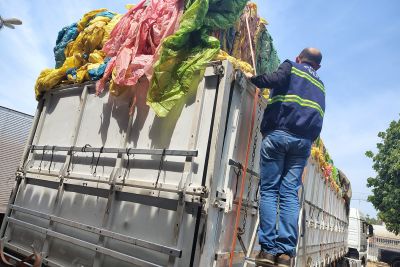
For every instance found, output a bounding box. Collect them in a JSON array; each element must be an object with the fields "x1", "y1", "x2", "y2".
[{"x1": 214, "y1": 189, "x2": 233, "y2": 213}]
